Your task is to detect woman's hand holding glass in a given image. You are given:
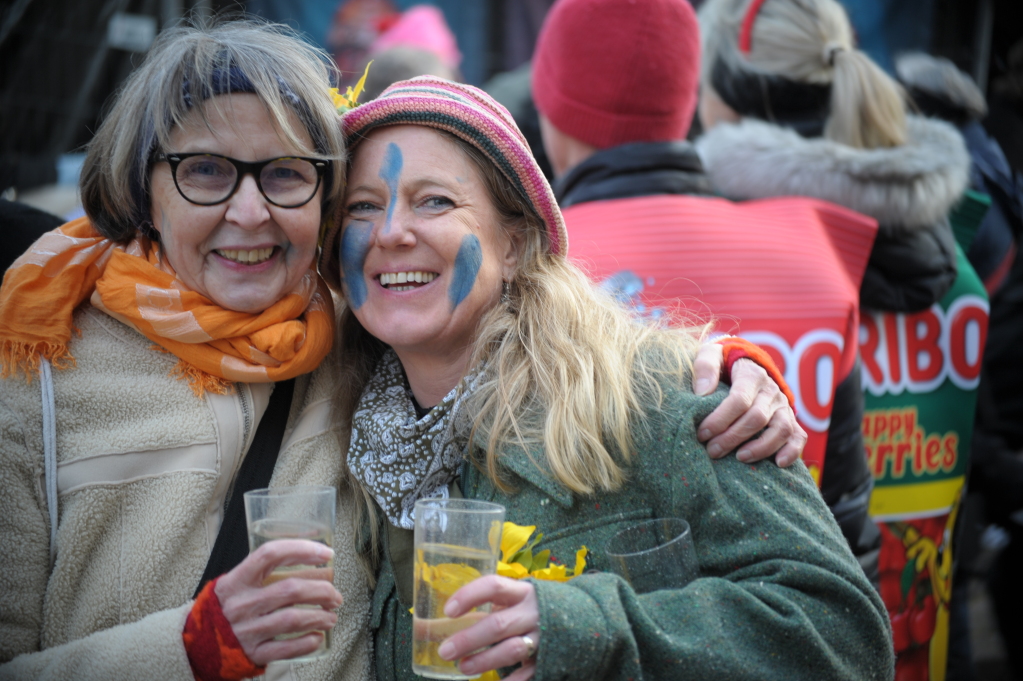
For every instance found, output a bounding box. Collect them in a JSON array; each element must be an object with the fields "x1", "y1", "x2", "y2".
[
  {"x1": 436, "y1": 575, "x2": 541, "y2": 681},
  {"x1": 213, "y1": 540, "x2": 342, "y2": 666}
]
